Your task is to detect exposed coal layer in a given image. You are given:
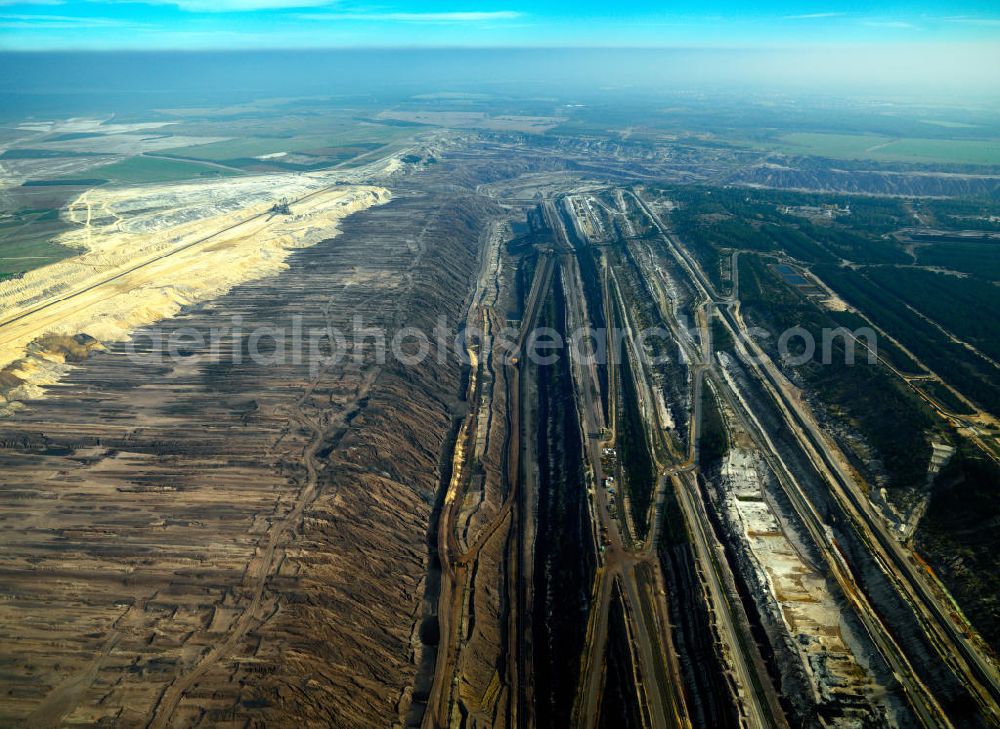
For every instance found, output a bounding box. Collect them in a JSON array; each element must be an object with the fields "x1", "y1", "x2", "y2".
[
  {"x1": 532, "y1": 267, "x2": 596, "y2": 726},
  {"x1": 656, "y1": 489, "x2": 742, "y2": 728},
  {"x1": 724, "y1": 354, "x2": 988, "y2": 727},
  {"x1": 596, "y1": 580, "x2": 646, "y2": 729},
  {"x1": 558, "y1": 203, "x2": 609, "y2": 422}
]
